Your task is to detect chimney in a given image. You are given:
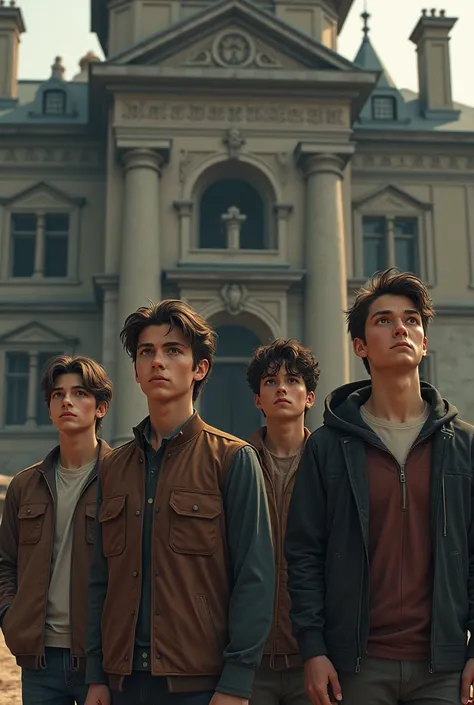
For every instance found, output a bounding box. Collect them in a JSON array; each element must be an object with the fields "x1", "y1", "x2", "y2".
[
  {"x1": 0, "y1": 0, "x2": 25, "y2": 101},
  {"x1": 409, "y1": 8, "x2": 459, "y2": 119}
]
